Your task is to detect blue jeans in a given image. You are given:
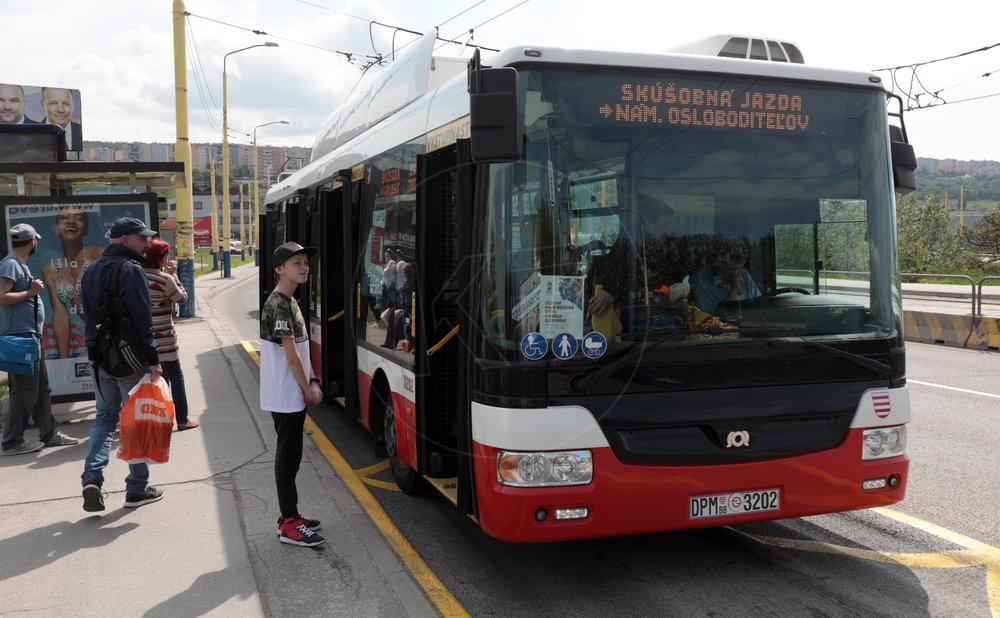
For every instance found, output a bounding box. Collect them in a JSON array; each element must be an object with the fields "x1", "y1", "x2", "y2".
[
  {"x1": 81, "y1": 364, "x2": 148, "y2": 493},
  {"x1": 160, "y1": 359, "x2": 189, "y2": 424}
]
